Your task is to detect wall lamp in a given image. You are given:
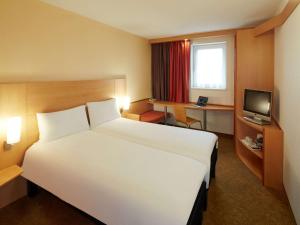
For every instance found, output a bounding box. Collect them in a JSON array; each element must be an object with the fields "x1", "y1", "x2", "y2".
[
  {"x1": 115, "y1": 96, "x2": 131, "y2": 112},
  {"x1": 3, "y1": 117, "x2": 22, "y2": 150}
]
